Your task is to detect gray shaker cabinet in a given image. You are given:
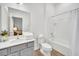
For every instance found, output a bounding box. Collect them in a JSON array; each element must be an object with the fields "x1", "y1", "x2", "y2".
[
  {"x1": 20, "y1": 47, "x2": 34, "y2": 56},
  {"x1": 8, "y1": 52, "x2": 20, "y2": 56},
  {"x1": 20, "y1": 42, "x2": 34, "y2": 56},
  {"x1": 10, "y1": 43, "x2": 27, "y2": 53},
  {"x1": 0, "y1": 48, "x2": 8, "y2": 56},
  {"x1": 0, "y1": 41, "x2": 34, "y2": 56}
]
